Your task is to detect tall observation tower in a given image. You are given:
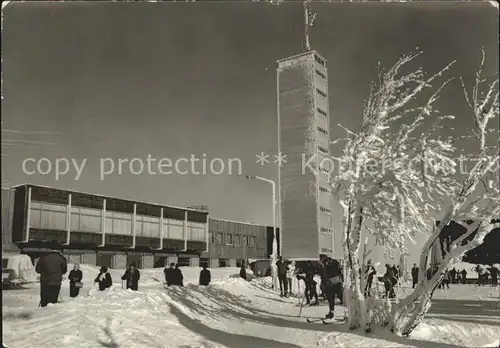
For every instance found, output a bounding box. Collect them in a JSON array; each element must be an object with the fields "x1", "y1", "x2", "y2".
[{"x1": 276, "y1": 50, "x2": 333, "y2": 260}]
